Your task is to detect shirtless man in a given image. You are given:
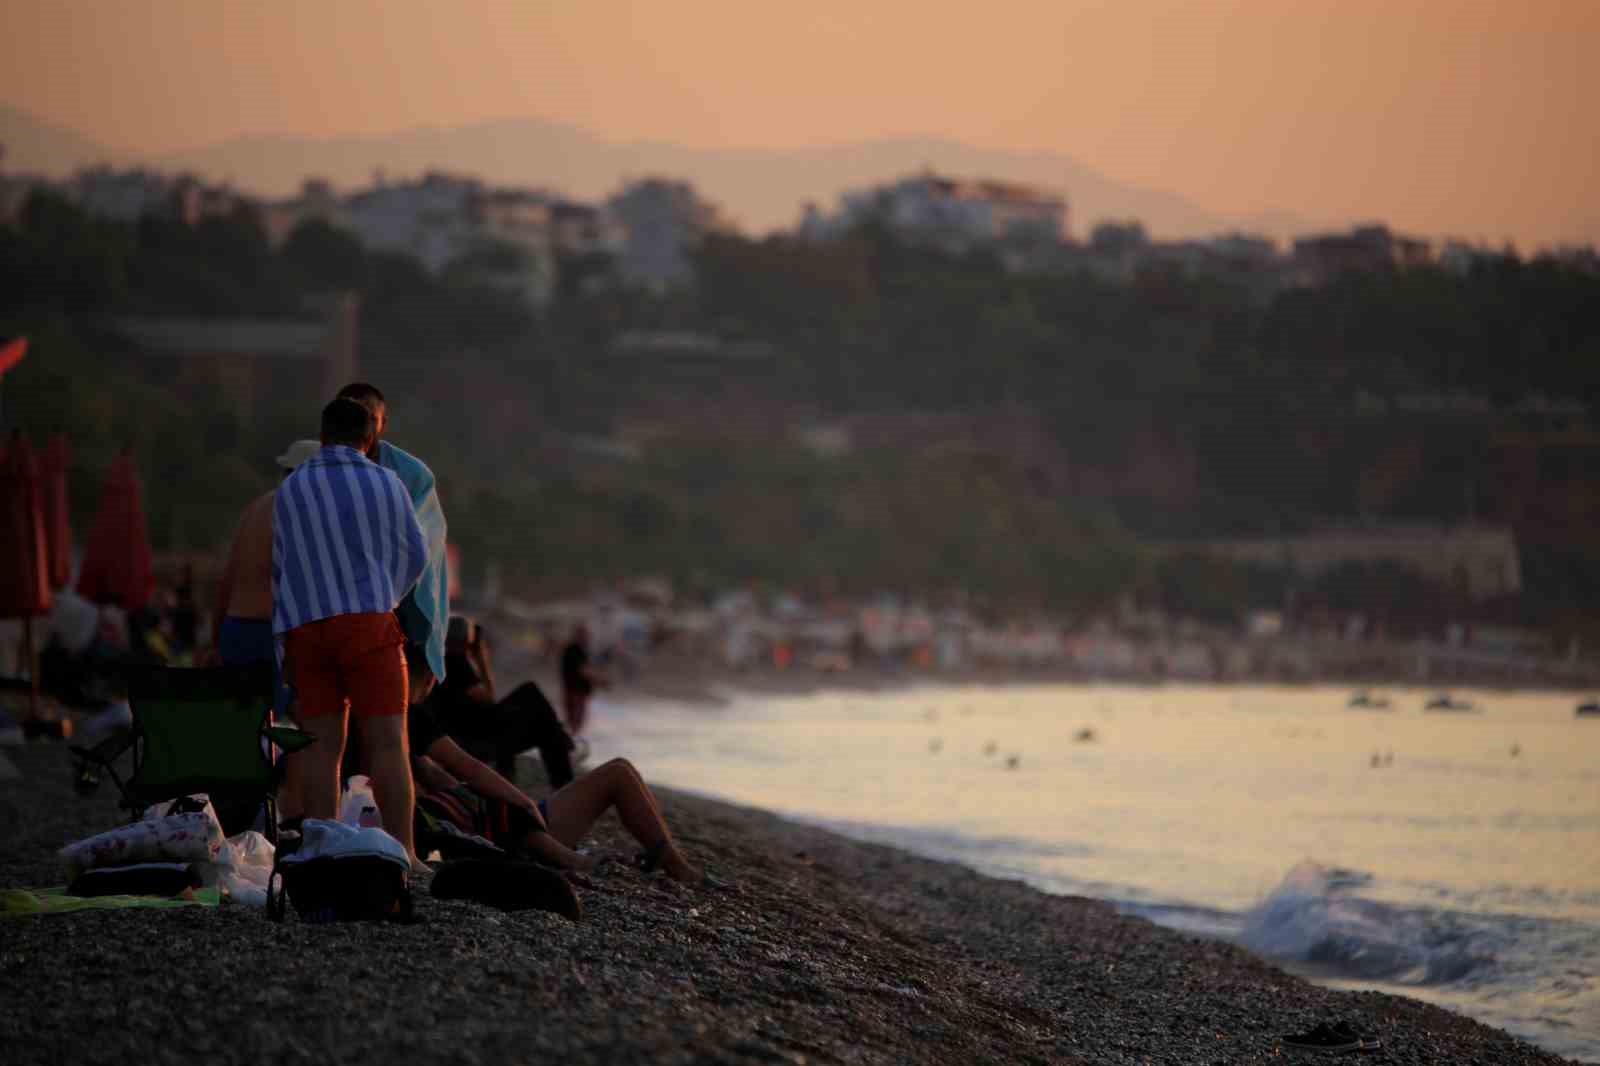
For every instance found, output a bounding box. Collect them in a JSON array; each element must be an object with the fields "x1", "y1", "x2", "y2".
[{"x1": 209, "y1": 440, "x2": 320, "y2": 675}]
